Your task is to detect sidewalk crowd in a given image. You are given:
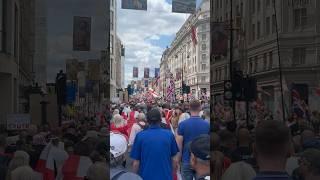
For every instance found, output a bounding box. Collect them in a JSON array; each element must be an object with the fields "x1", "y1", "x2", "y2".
[{"x1": 1, "y1": 97, "x2": 320, "y2": 180}]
